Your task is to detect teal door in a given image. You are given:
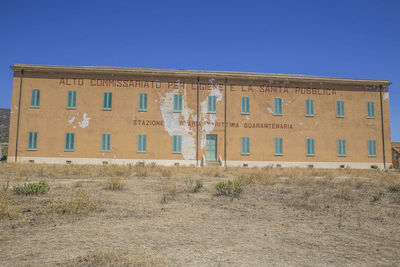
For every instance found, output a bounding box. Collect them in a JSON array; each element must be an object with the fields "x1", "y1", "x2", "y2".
[{"x1": 206, "y1": 134, "x2": 217, "y2": 161}]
